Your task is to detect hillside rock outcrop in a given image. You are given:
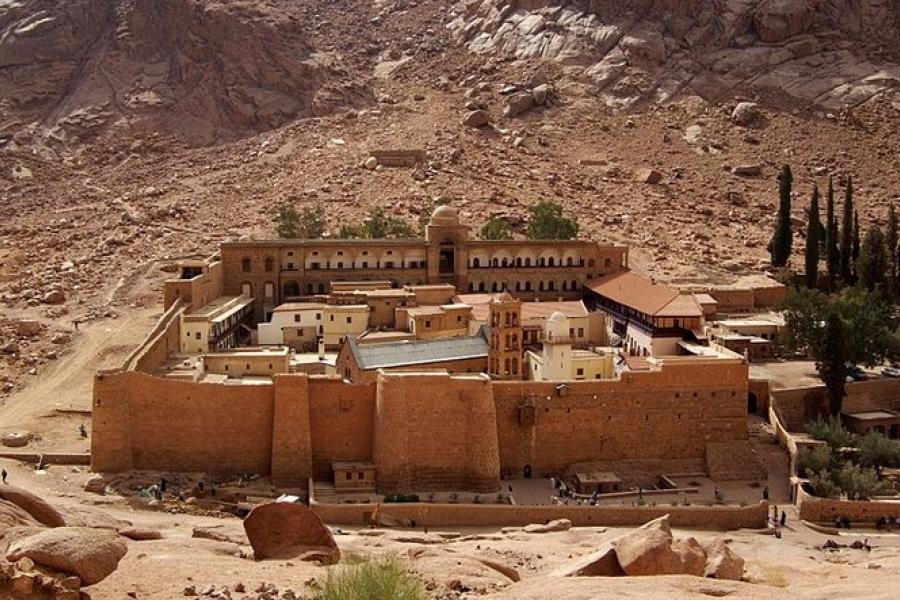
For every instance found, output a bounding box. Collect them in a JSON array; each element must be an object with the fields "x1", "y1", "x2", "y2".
[{"x1": 6, "y1": 526, "x2": 128, "y2": 585}]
